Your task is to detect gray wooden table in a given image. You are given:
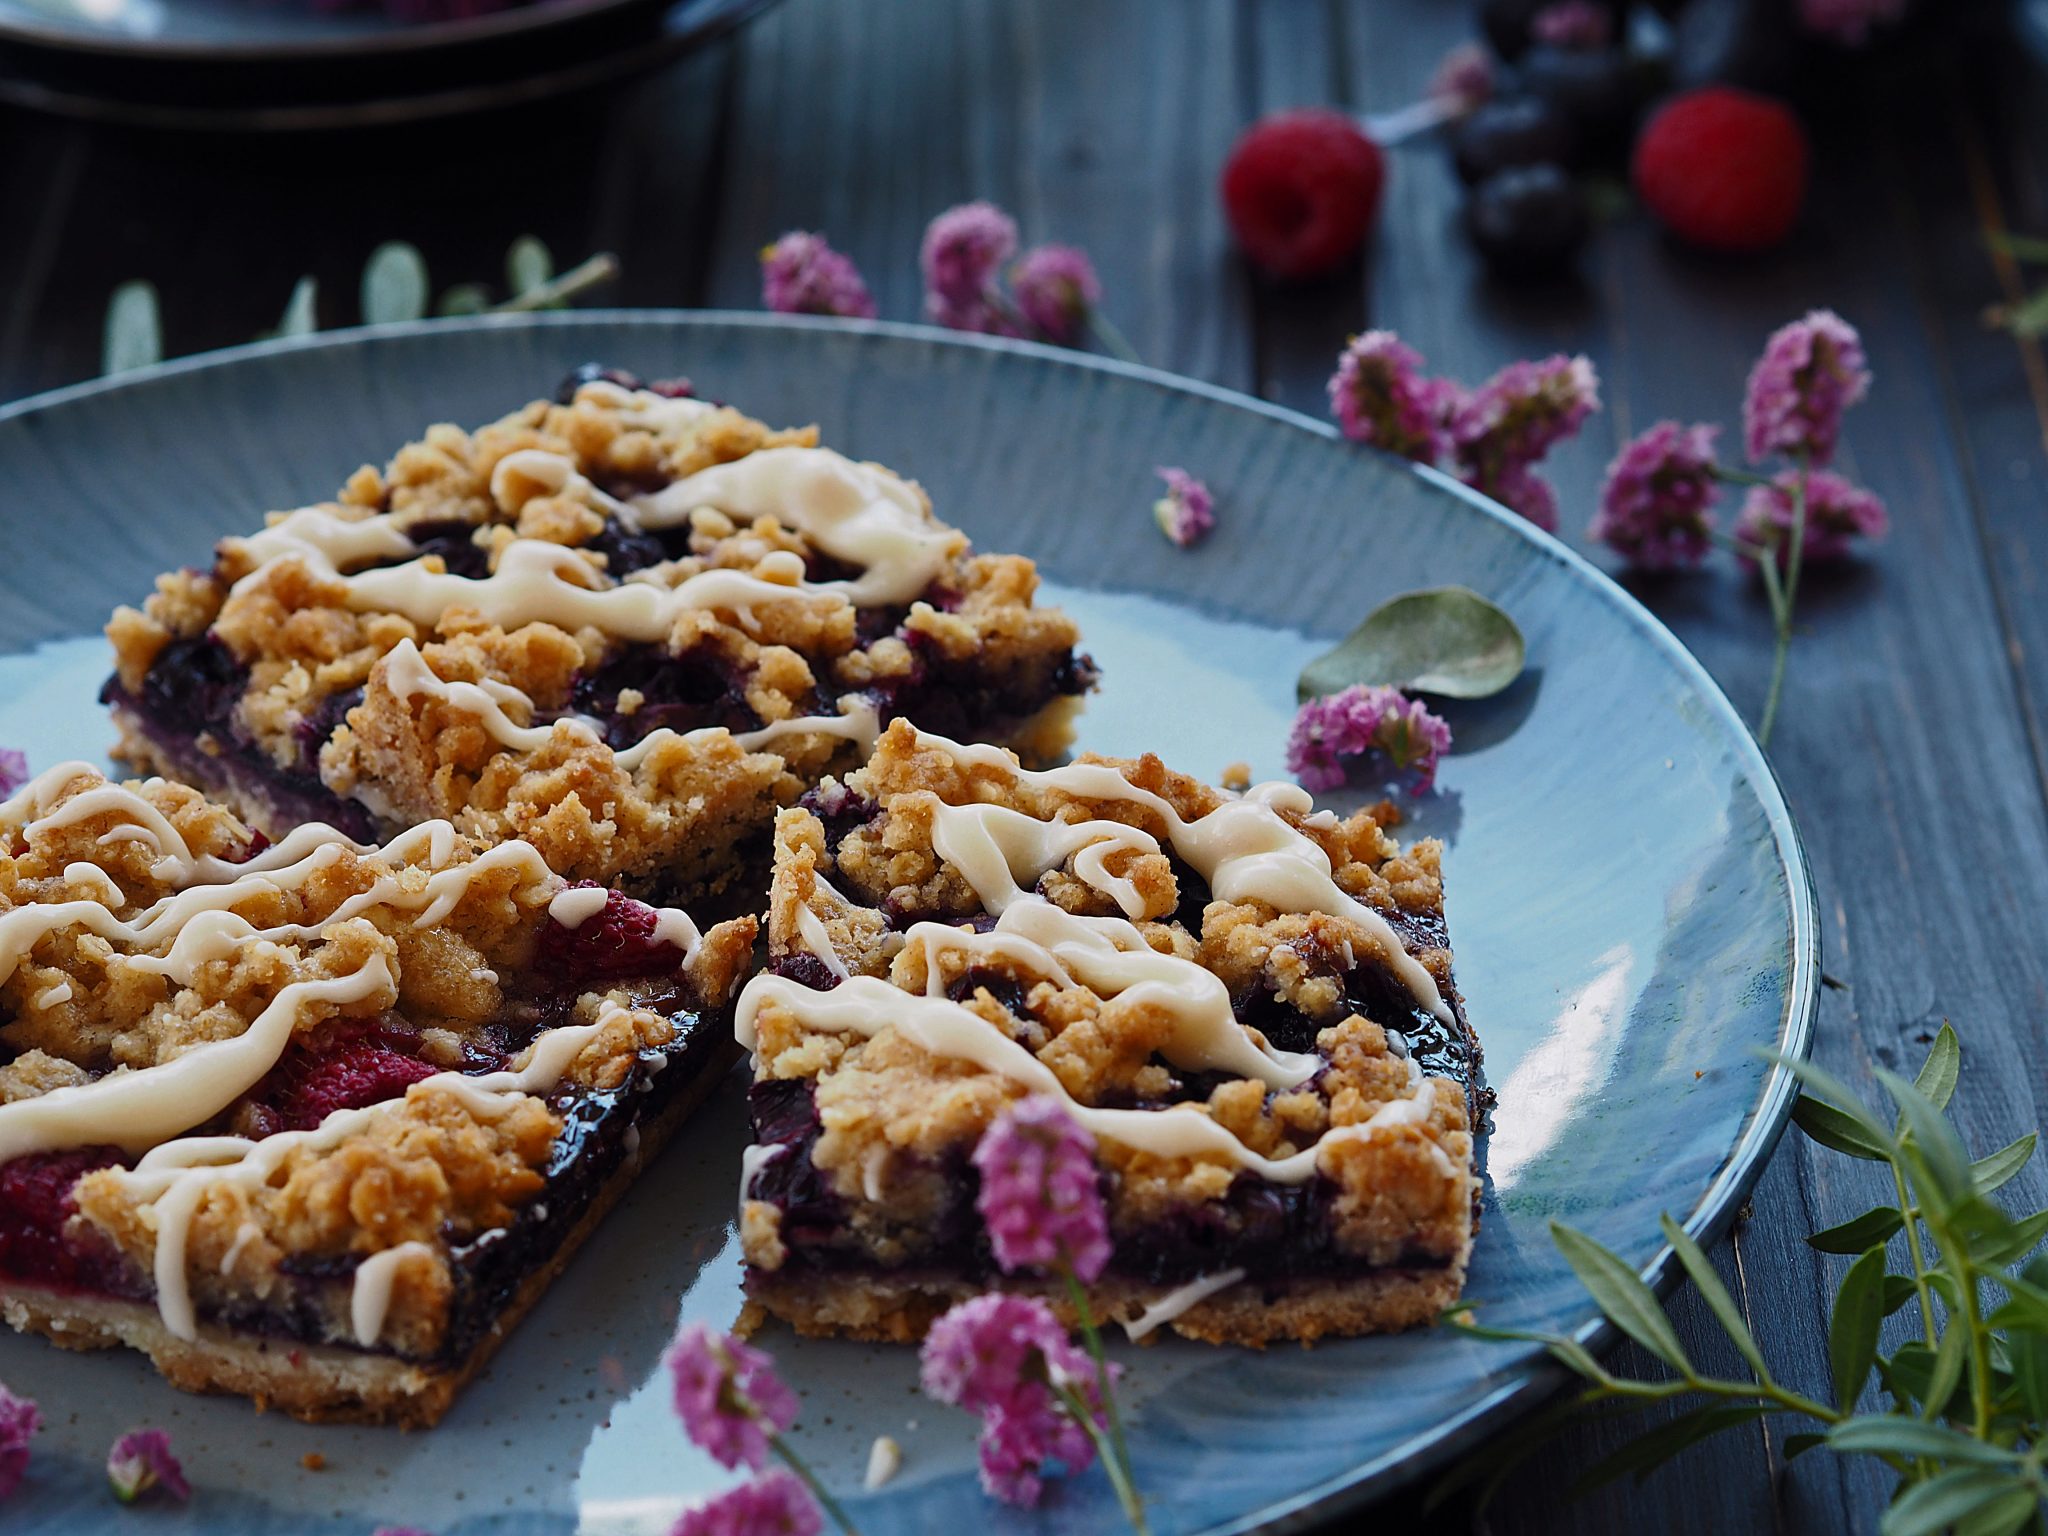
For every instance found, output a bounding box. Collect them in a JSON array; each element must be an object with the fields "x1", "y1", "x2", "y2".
[{"x1": 6, "y1": 0, "x2": 2048, "y2": 1527}]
